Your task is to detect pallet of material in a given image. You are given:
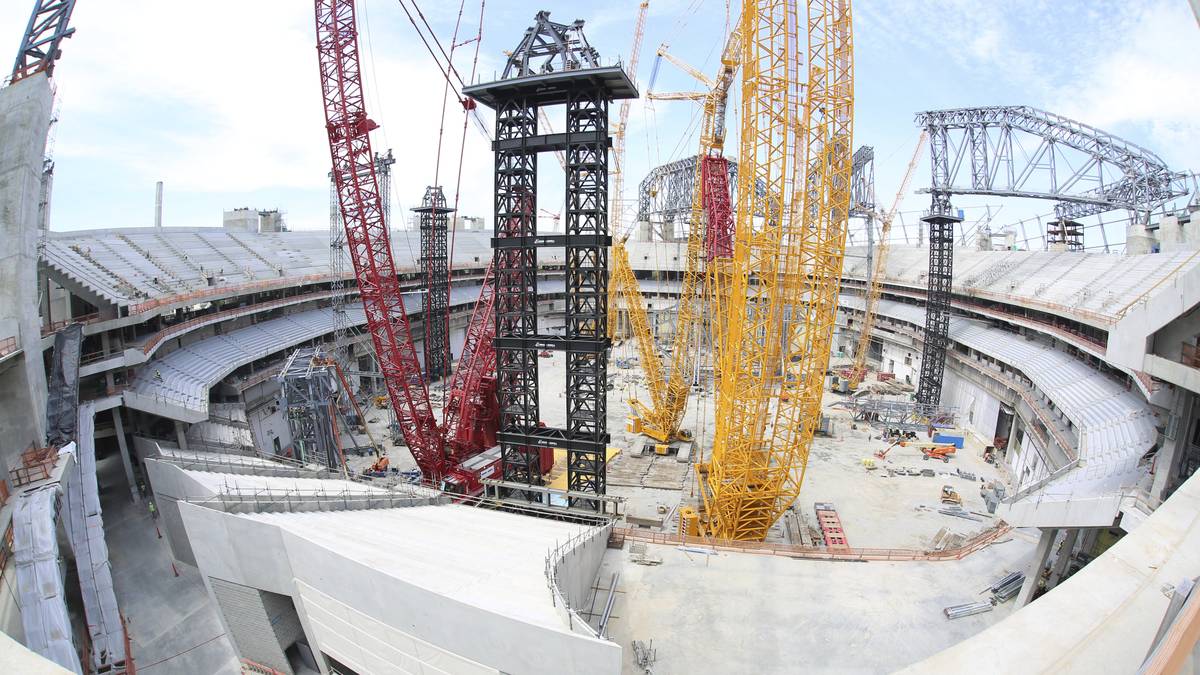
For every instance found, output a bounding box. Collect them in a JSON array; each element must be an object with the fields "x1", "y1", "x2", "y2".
[{"x1": 813, "y1": 502, "x2": 849, "y2": 549}]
